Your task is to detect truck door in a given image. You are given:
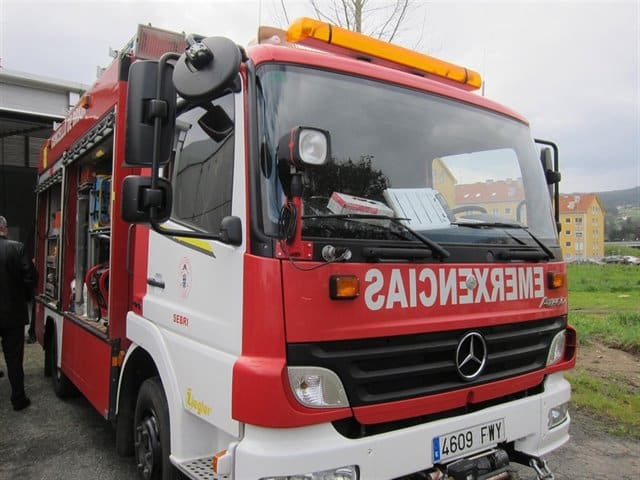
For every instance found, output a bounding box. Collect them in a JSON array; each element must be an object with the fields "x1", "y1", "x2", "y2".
[{"x1": 140, "y1": 89, "x2": 245, "y2": 436}]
